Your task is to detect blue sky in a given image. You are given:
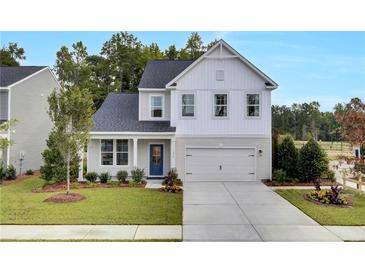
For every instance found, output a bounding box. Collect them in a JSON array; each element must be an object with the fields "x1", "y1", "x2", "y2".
[{"x1": 1, "y1": 31, "x2": 364, "y2": 111}]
